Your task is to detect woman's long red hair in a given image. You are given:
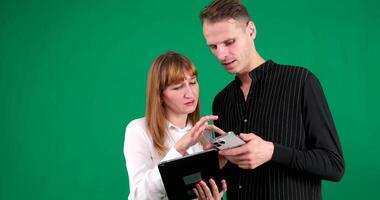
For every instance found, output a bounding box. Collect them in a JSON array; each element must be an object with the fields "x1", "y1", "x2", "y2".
[{"x1": 146, "y1": 51, "x2": 200, "y2": 157}]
